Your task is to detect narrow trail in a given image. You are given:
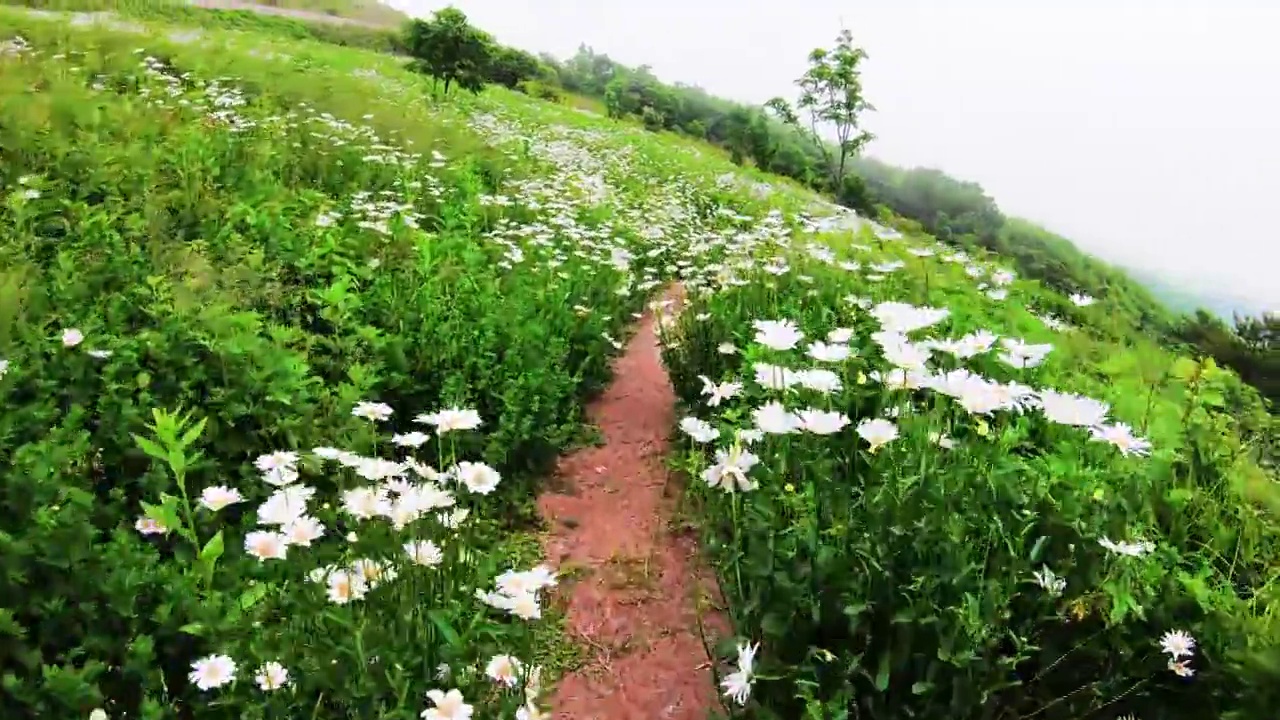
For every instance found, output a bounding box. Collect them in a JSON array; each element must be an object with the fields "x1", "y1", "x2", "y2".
[{"x1": 539, "y1": 290, "x2": 729, "y2": 720}]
